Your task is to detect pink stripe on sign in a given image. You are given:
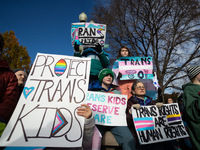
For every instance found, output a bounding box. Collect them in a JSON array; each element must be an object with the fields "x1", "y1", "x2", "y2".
[
  {"x1": 118, "y1": 61, "x2": 153, "y2": 66},
  {"x1": 134, "y1": 120, "x2": 154, "y2": 124},
  {"x1": 135, "y1": 124, "x2": 154, "y2": 129},
  {"x1": 53, "y1": 115, "x2": 62, "y2": 130}
]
